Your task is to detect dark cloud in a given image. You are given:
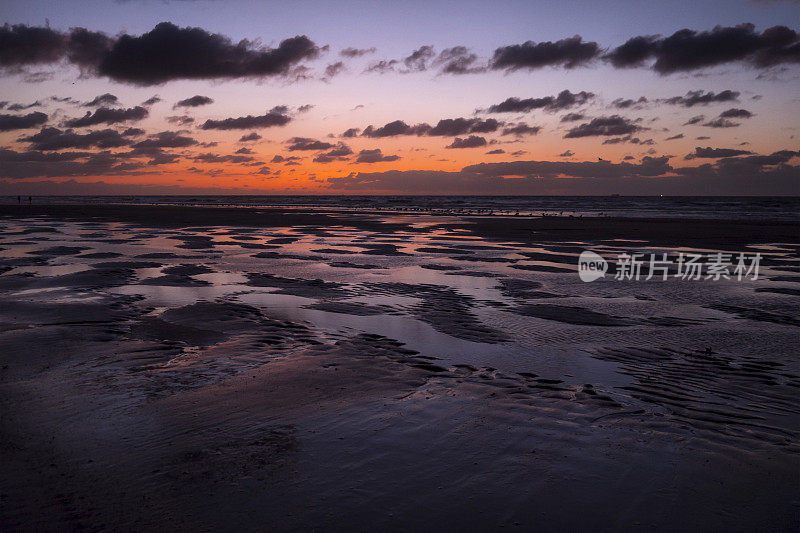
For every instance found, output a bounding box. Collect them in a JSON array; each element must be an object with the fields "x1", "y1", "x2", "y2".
[
  {"x1": 0, "y1": 149, "x2": 89, "y2": 164},
  {"x1": 287, "y1": 137, "x2": 334, "y2": 151},
  {"x1": 67, "y1": 28, "x2": 114, "y2": 71},
  {"x1": 361, "y1": 120, "x2": 430, "y2": 137},
  {"x1": 702, "y1": 117, "x2": 741, "y2": 128},
  {"x1": 663, "y1": 90, "x2": 739, "y2": 107},
  {"x1": 446, "y1": 136, "x2": 488, "y2": 148},
  {"x1": 49, "y1": 96, "x2": 76, "y2": 105},
  {"x1": 0, "y1": 148, "x2": 152, "y2": 179},
  {"x1": 367, "y1": 46, "x2": 436, "y2": 74},
  {"x1": 174, "y1": 95, "x2": 214, "y2": 108},
  {"x1": 200, "y1": 110, "x2": 291, "y2": 130},
  {"x1": 659, "y1": 24, "x2": 800, "y2": 72},
  {"x1": 601, "y1": 135, "x2": 654, "y2": 145},
  {"x1": 603, "y1": 35, "x2": 660, "y2": 68},
  {"x1": 719, "y1": 108, "x2": 754, "y2": 118},
  {"x1": 340, "y1": 47, "x2": 376, "y2": 58},
  {"x1": 564, "y1": 115, "x2": 642, "y2": 138},
  {"x1": 501, "y1": 123, "x2": 541, "y2": 136},
  {"x1": 487, "y1": 149, "x2": 505, "y2": 154},
  {"x1": 133, "y1": 131, "x2": 198, "y2": 149},
  {"x1": 364, "y1": 59, "x2": 398, "y2": 74},
  {"x1": 674, "y1": 150, "x2": 800, "y2": 187},
  {"x1": 0, "y1": 111, "x2": 48, "y2": 131},
  {"x1": 239, "y1": 132, "x2": 262, "y2": 142},
  {"x1": 485, "y1": 90, "x2": 594, "y2": 113},
  {"x1": 685, "y1": 146, "x2": 753, "y2": 159},
  {"x1": 558, "y1": 150, "x2": 575, "y2": 157},
  {"x1": 359, "y1": 117, "x2": 499, "y2": 138},
  {"x1": 165, "y1": 115, "x2": 195, "y2": 125},
  {"x1": 298, "y1": 104, "x2": 314, "y2": 113},
  {"x1": 342, "y1": 127, "x2": 360, "y2": 138},
  {"x1": 684, "y1": 115, "x2": 705, "y2": 125},
  {"x1": 611, "y1": 97, "x2": 648, "y2": 109},
  {"x1": 313, "y1": 143, "x2": 353, "y2": 163},
  {"x1": 98, "y1": 22, "x2": 322, "y2": 85},
  {"x1": 324, "y1": 143, "x2": 353, "y2": 157},
  {"x1": 0, "y1": 25, "x2": 108, "y2": 78},
  {"x1": 121, "y1": 142, "x2": 181, "y2": 165},
  {"x1": 327, "y1": 156, "x2": 685, "y2": 194},
  {"x1": 235, "y1": 147, "x2": 254, "y2": 154},
  {"x1": 720, "y1": 150, "x2": 800, "y2": 167},
  {"x1": 0, "y1": 24, "x2": 65, "y2": 68},
  {"x1": 192, "y1": 153, "x2": 256, "y2": 164},
  {"x1": 560, "y1": 112, "x2": 585, "y2": 122},
  {"x1": 5, "y1": 22, "x2": 798, "y2": 85},
  {"x1": 323, "y1": 61, "x2": 345, "y2": 80},
  {"x1": 143, "y1": 96, "x2": 162, "y2": 106},
  {"x1": 6, "y1": 101, "x2": 42, "y2": 111},
  {"x1": 428, "y1": 117, "x2": 500, "y2": 136},
  {"x1": 312, "y1": 154, "x2": 336, "y2": 163},
  {"x1": 403, "y1": 45, "x2": 435, "y2": 72},
  {"x1": 605, "y1": 24, "x2": 800, "y2": 73},
  {"x1": 83, "y1": 93, "x2": 118, "y2": 107},
  {"x1": 356, "y1": 148, "x2": 400, "y2": 163},
  {"x1": 716, "y1": 150, "x2": 798, "y2": 166},
  {"x1": 693, "y1": 105, "x2": 755, "y2": 127},
  {"x1": 366, "y1": 45, "x2": 486, "y2": 75},
  {"x1": 21, "y1": 127, "x2": 133, "y2": 150},
  {"x1": 491, "y1": 36, "x2": 600, "y2": 71},
  {"x1": 270, "y1": 155, "x2": 301, "y2": 164},
  {"x1": 665, "y1": 133, "x2": 685, "y2": 140},
  {"x1": 464, "y1": 156, "x2": 672, "y2": 178},
  {"x1": 64, "y1": 106, "x2": 148, "y2": 127},
  {"x1": 435, "y1": 46, "x2": 485, "y2": 74}
]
